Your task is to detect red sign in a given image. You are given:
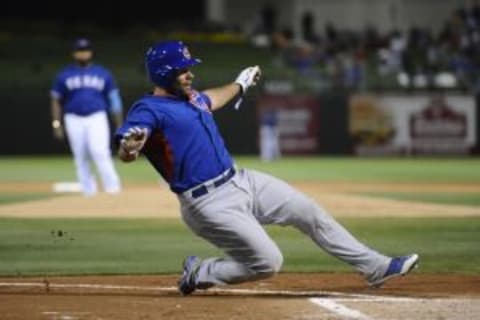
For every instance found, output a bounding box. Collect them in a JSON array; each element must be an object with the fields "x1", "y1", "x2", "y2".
[
  {"x1": 257, "y1": 95, "x2": 320, "y2": 154},
  {"x1": 410, "y1": 95, "x2": 468, "y2": 154}
]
